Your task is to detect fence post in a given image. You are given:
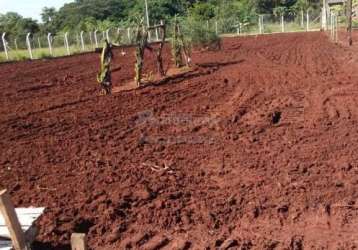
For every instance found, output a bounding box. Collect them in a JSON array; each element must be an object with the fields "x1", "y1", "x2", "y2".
[
  {"x1": 333, "y1": 14, "x2": 335, "y2": 42},
  {"x1": 281, "y1": 15, "x2": 285, "y2": 32},
  {"x1": 47, "y1": 33, "x2": 53, "y2": 56},
  {"x1": 215, "y1": 20, "x2": 218, "y2": 35},
  {"x1": 106, "y1": 29, "x2": 110, "y2": 42},
  {"x1": 71, "y1": 233, "x2": 88, "y2": 250},
  {"x1": 116, "y1": 27, "x2": 120, "y2": 42},
  {"x1": 301, "y1": 10, "x2": 304, "y2": 28},
  {"x1": 259, "y1": 15, "x2": 263, "y2": 34},
  {"x1": 14, "y1": 39, "x2": 18, "y2": 51},
  {"x1": 64, "y1": 32, "x2": 70, "y2": 56},
  {"x1": 1, "y1": 33, "x2": 9, "y2": 60},
  {"x1": 75, "y1": 33, "x2": 81, "y2": 50},
  {"x1": 80, "y1": 31, "x2": 85, "y2": 51},
  {"x1": 335, "y1": 14, "x2": 338, "y2": 43},
  {"x1": 26, "y1": 33, "x2": 33, "y2": 59},
  {"x1": 94, "y1": 30, "x2": 98, "y2": 48},
  {"x1": 37, "y1": 37, "x2": 42, "y2": 49},
  {"x1": 155, "y1": 26, "x2": 159, "y2": 41},
  {"x1": 306, "y1": 11, "x2": 310, "y2": 31},
  {"x1": 329, "y1": 13, "x2": 333, "y2": 39},
  {"x1": 89, "y1": 31, "x2": 93, "y2": 48},
  {"x1": 258, "y1": 16, "x2": 261, "y2": 34},
  {"x1": 127, "y1": 27, "x2": 131, "y2": 43},
  {"x1": 322, "y1": 1, "x2": 327, "y2": 30}
]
